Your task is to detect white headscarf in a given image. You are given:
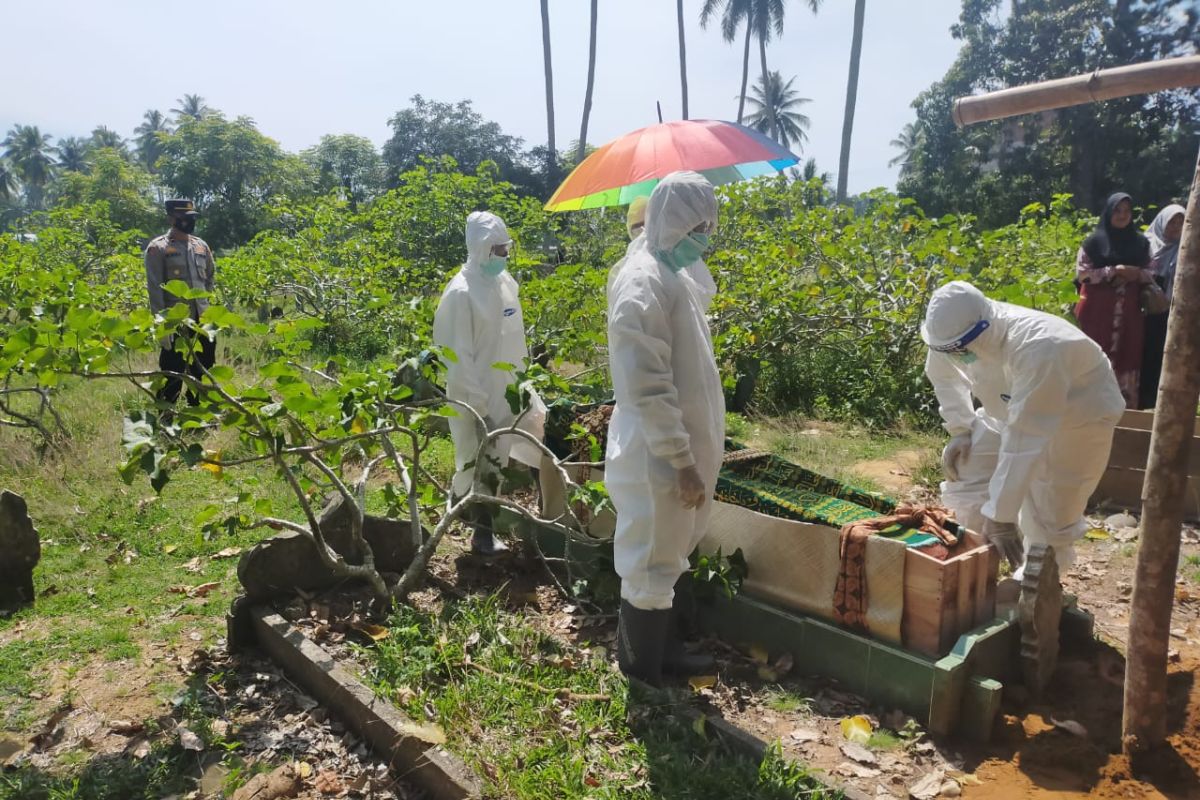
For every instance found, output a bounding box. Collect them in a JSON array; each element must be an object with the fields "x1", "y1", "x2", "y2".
[{"x1": 1148, "y1": 204, "x2": 1185, "y2": 302}]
